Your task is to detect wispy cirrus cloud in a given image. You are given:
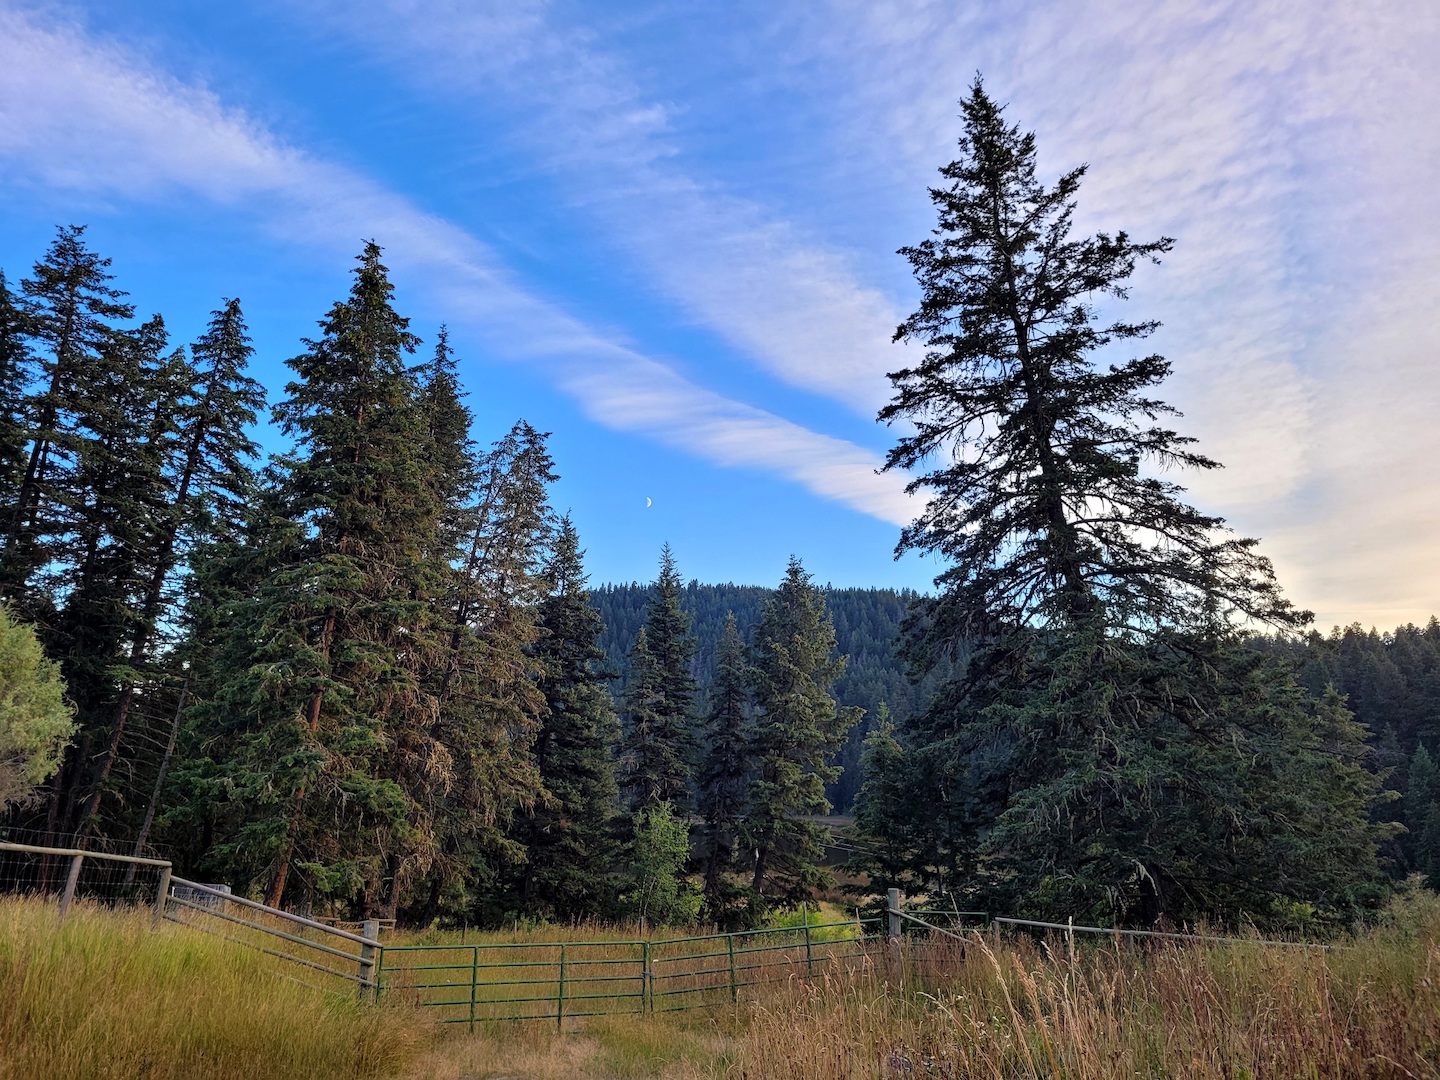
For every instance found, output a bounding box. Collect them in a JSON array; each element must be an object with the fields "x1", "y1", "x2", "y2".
[
  {"x1": 795, "y1": 0, "x2": 1440, "y2": 626},
  {"x1": 288, "y1": 0, "x2": 917, "y2": 417},
  {"x1": 283, "y1": 0, "x2": 1440, "y2": 624},
  {"x1": 0, "y1": 4, "x2": 914, "y2": 526}
]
